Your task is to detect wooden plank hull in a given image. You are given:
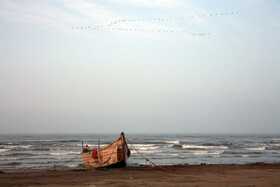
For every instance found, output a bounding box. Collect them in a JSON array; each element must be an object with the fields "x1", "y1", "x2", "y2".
[{"x1": 81, "y1": 133, "x2": 129, "y2": 168}]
